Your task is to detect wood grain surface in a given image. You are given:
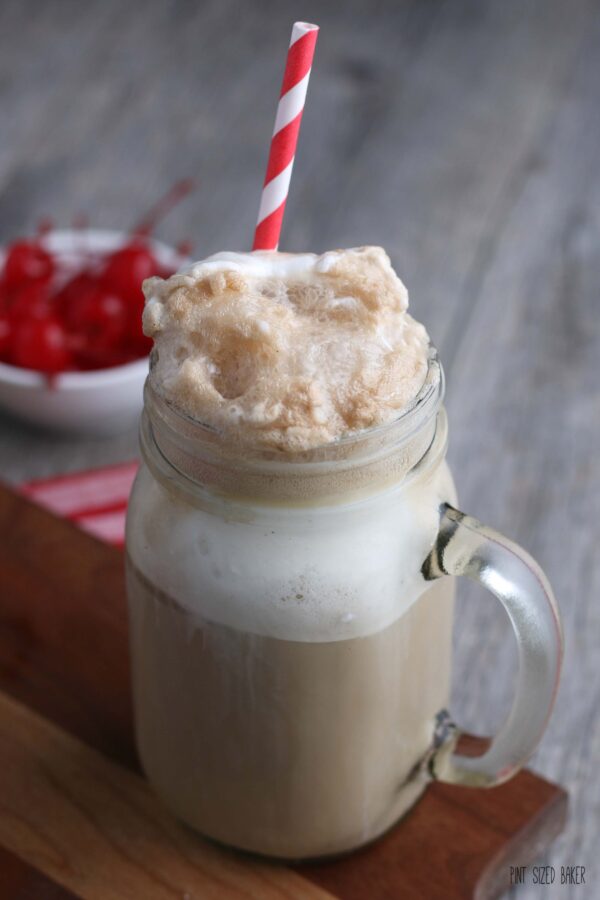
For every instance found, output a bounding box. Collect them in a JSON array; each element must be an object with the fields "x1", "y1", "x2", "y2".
[
  {"x1": 0, "y1": 691, "x2": 335, "y2": 900},
  {"x1": 0, "y1": 845, "x2": 79, "y2": 900},
  {"x1": 0, "y1": 1, "x2": 598, "y2": 897},
  {"x1": 0, "y1": 484, "x2": 568, "y2": 900}
]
